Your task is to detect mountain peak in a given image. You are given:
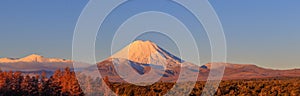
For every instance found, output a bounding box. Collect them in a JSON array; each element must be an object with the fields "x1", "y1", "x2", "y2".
[
  {"x1": 25, "y1": 54, "x2": 44, "y2": 58},
  {"x1": 131, "y1": 40, "x2": 155, "y2": 46},
  {"x1": 0, "y1": 54, "x2": 72, "y2": 63},
  {"x1": 111, "y1": 40, "x2": 182, "y2": 65},
  {"x1": 129, "y1": 40, "x2": 159, "y2": 54},
  {"x1": 21, "y1": 54, "x2": 45, "y2": 62}
]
